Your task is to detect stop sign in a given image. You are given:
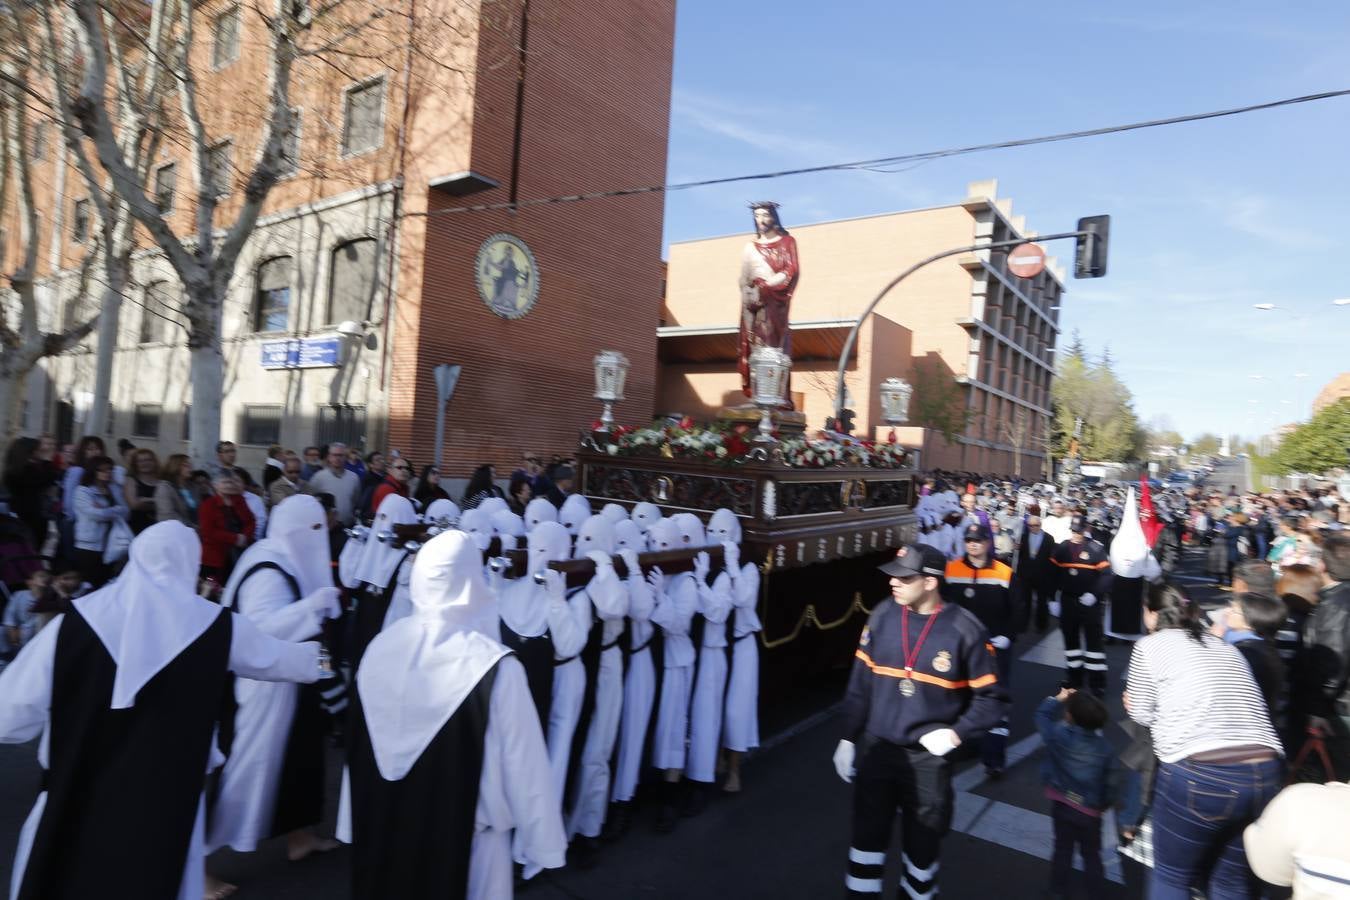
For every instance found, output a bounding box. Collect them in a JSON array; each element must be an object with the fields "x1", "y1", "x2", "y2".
[{"x1": 1008, "y1": 243, "x2": 1046, "y2": 279}]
